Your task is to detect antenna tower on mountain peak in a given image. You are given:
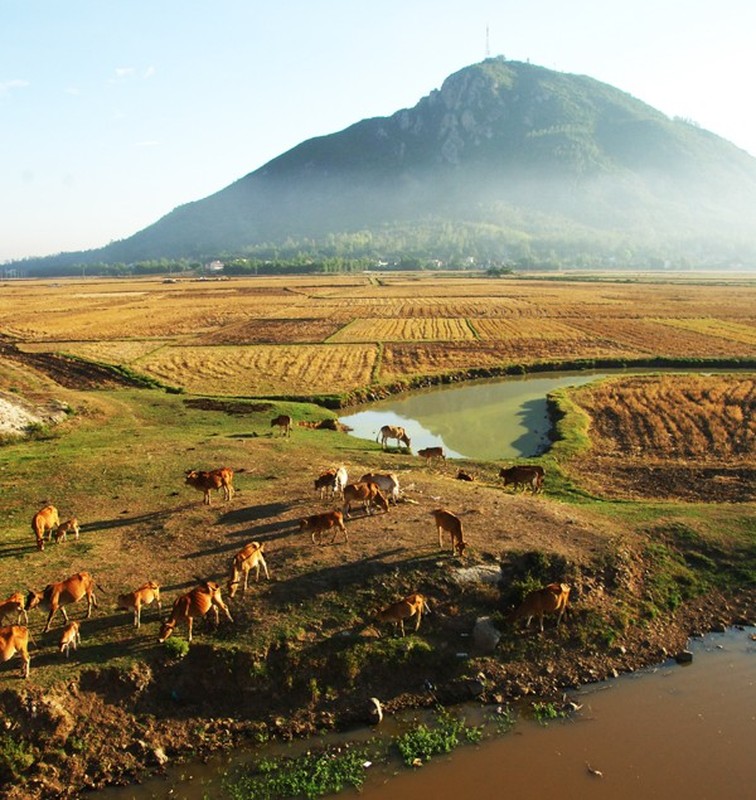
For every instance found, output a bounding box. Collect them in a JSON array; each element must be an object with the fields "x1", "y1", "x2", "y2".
[{"x1": 485, "y1": 24, "x2": 491, "y2": 58}]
